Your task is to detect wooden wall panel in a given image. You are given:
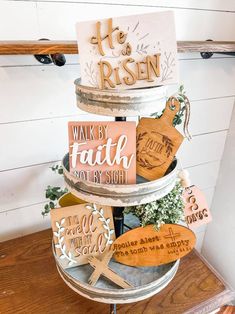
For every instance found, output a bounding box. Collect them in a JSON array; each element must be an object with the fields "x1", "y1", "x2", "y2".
[
  {"x1": 0, "y1": 2, "x2": 38, "y2": 40},
  {"x1": 0, "y1": 162, "x2": 63, "y2": 213},
  {"x1": 0, "y1": 120, "x2": 227, "y2": 171},
  {"x1": 0, "y1": 161, "x2": 220, "y2": 215},
  {"x1": 1, "y1": 1, "x2": 235, "y2": 41},
  {"x1": 0, "y1": 202, "x2": 50, "y2": 242},
  {"x1": 36, "y1": 2, "x2": 235, "y2": 40},
  {"x1": 187, "y1": 162, "x2": 221, "y2": 190},
  {"x1": 174, "y1": 58, "x2": 235, "y2": 100},
  {"x1": 0, "y1": 185, "x2": 215, "y2": 242},
  {"x1": 178, "y1": 131, "x2": 227, "y2": 168},
  {"x1": 11, "y1": 0, "x2": 235, "y2": 11},
  {"x1": 202, "y1": 105, "x2": 235, "y2": 288},
  {"x1": 177, "y1": 97, "x2": 234, "y2": 136},
  {"x1": 0, "y1": 0, "x2": 234, "y2": 242},
  {"x1": 0, "y1": 60, "x2": 234, "y2": 123},
  {"x1": 0, "y1": 65, "x2": 80, "y2": 123}
]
